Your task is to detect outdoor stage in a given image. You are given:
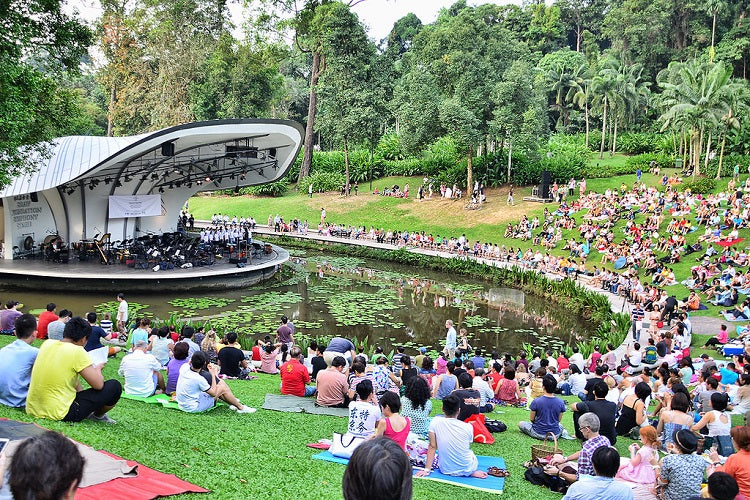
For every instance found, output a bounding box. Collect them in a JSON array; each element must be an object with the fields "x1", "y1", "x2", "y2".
[{"x1": 0, "y1": 240, "x2": 288, "y2": 292}]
